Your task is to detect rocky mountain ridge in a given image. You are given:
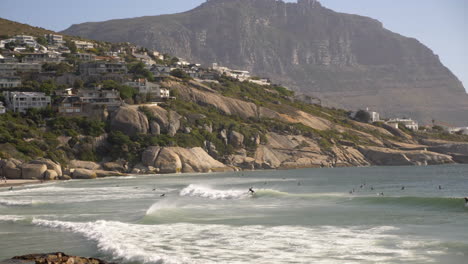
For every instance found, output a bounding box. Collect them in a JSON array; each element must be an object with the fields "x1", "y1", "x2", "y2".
[{"x1": 62, "y1": 0, "x2": 468, "y2": 125}]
